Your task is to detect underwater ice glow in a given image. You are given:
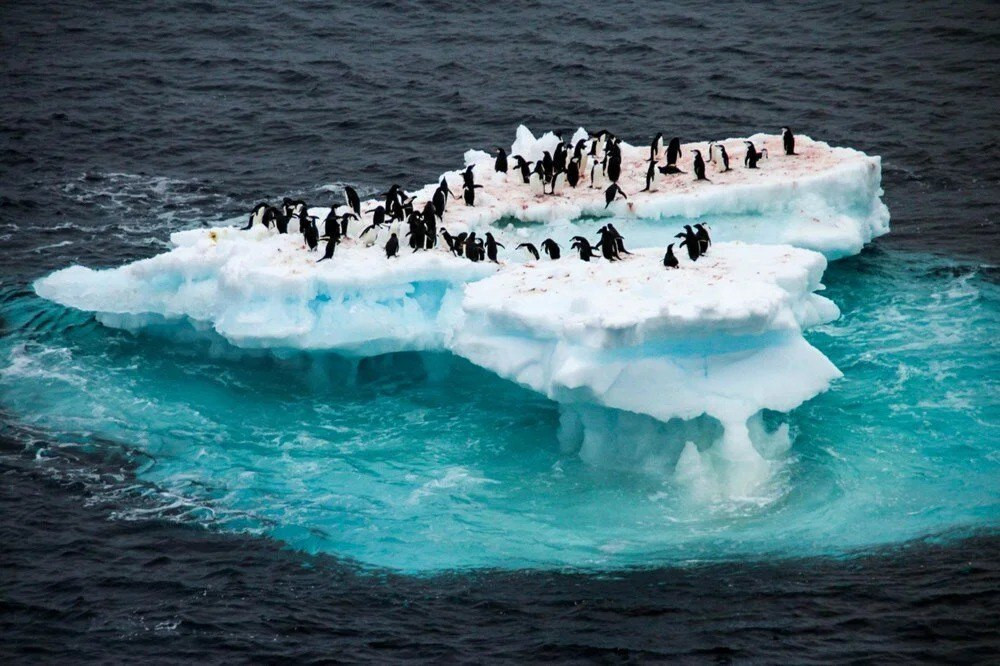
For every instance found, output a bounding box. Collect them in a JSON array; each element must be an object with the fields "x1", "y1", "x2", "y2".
[{"x1": 16, "y1": 128, "x2": 997, "y2": 571}]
